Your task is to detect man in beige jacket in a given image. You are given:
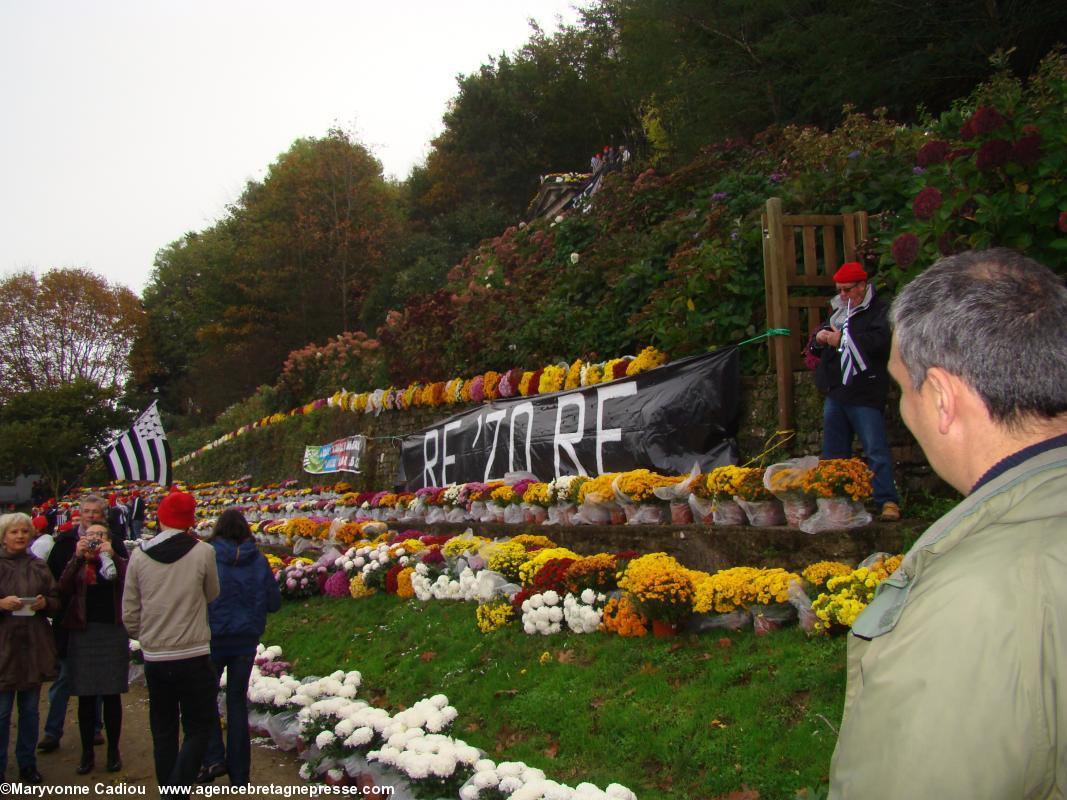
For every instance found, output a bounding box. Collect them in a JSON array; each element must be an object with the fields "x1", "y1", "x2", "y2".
[
  {"x1": 829, "y1": 248, "x2": 1067, "y2": 798},
  {"x1": 122, "y1": 490, "x2": 218, "y2": 797}
]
